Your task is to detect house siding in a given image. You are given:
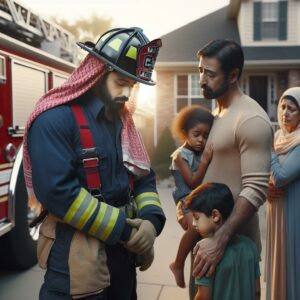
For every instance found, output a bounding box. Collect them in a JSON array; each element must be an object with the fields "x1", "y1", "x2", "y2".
[
  {"x1": 155, "y1": 1, "x2": 300, "y2": 144},
  {"x1": 288, "y1": 69, "x2": 300, "y2": 87},
  {"x1": 239, "y1": 0, "x2": 299, "y2": 46},
  {"x1": 297, "y1": 2, "x2": 300, "y2": 43},
  {"x1": 155, "y1": 71, "x2": 175, "y2": 145}
]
